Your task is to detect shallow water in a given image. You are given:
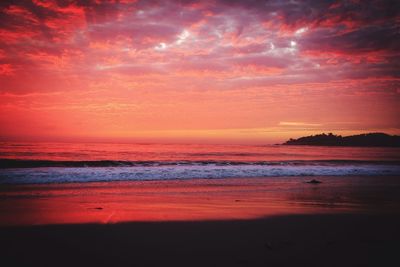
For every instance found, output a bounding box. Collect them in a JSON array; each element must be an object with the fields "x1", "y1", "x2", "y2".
[{"x1": 1, "y1": 142, "x2": 399, "y2": 184}]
